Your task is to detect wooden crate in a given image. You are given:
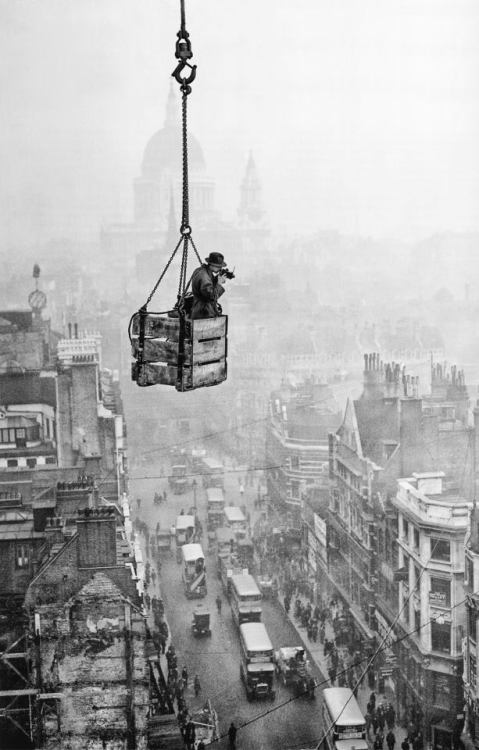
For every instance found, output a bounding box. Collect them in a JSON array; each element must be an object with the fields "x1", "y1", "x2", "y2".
[{"x1": 131, "y1": 313, "x2": 228, "y2": 390}]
